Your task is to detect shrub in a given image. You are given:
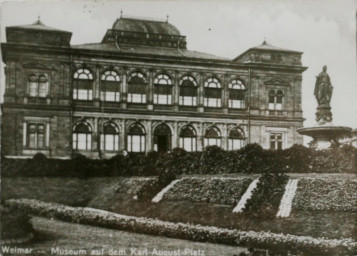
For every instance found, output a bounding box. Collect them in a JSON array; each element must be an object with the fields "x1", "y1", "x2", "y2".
[{"x1": 1, "y1": 144, "x2": 355, "y2": 177}]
